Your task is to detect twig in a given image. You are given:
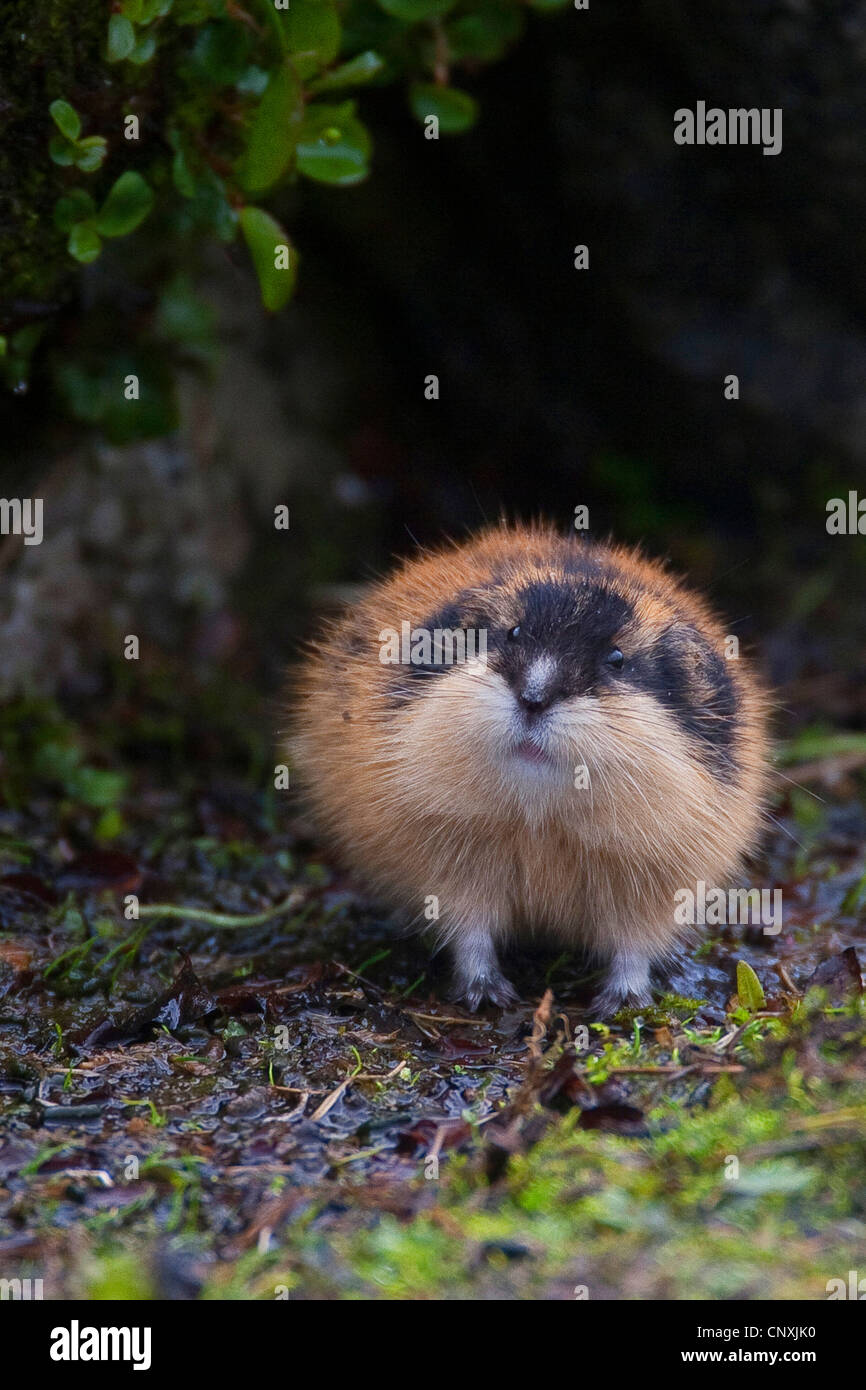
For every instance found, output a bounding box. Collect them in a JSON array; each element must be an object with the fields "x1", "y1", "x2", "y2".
[
  {"x1": 595, "y1": 1063, "x2": 745, "y2": 1075},
  {"x1": 137, "y1": 893, "x2": 304, "y2": 930},
  {"x1": 404, "y1": 1010, "x2": 494, "y2": 1027},
  {"x1": 777, "y1": 963, "x2": 800, "y2": 994},
  {"x1": 500, "y1": 990, "x2": 556, "y2": 1128},
  {"x1": 48, "y1": 1168, "x2": 115, "y2": 1187},
  {"x1": 329, "y1": 1144, "x2": 391, "y2": 1167},
  {"x1": 262, "y1": 1092, "x2": 310, "y2": 1122},
  {"x1": 270, "y1": 1083, "x2": 328, "y2": 1096},
  {"x1": 527, "y1": 989, "x2": 554, "y2": 1064},
  {"x1": 309, "y1": 1057, "x2": 406, "y2": 1123}
]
